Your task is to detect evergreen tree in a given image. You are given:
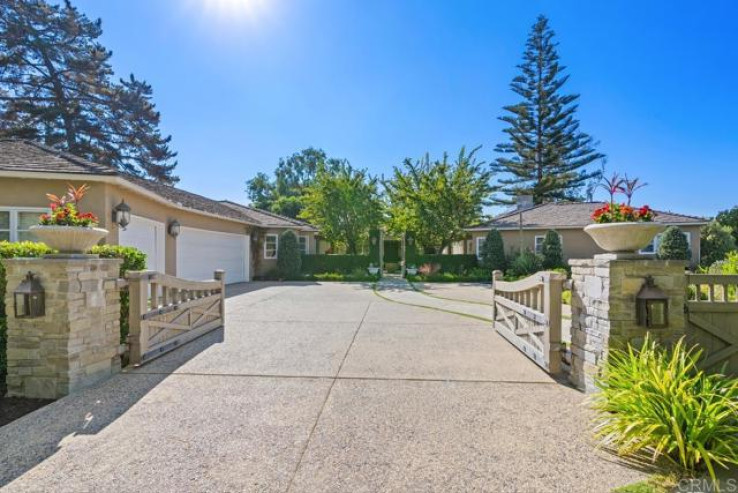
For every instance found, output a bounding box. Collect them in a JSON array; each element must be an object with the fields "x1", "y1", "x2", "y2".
[
  {"x1": 277, "y1": 231, "x2": 301, "y2": 278},
  {"x1": 479, "y1": 228, "x2": 506, "y2": 272},
  {"x1": 0, "y1": 0, "x2": 178, "y2": 183},
  {"x1": 493, "y1": 15, "x2": 603, "y2": 204},
  {"x1": 658, "y1": 227, "x2": 691, "y2": 261},
  {"x1": 541, "y1": 230, "x2": 563, "y2": 269}
]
